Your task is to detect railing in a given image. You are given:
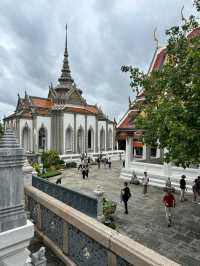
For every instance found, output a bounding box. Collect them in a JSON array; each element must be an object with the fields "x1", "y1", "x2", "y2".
[
  {"x1": 32, "y1": 176, "x2": 98, "y2": 218},
  {"x1": 25, "y1": 185, "x2": 180, "y2": 266}
]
